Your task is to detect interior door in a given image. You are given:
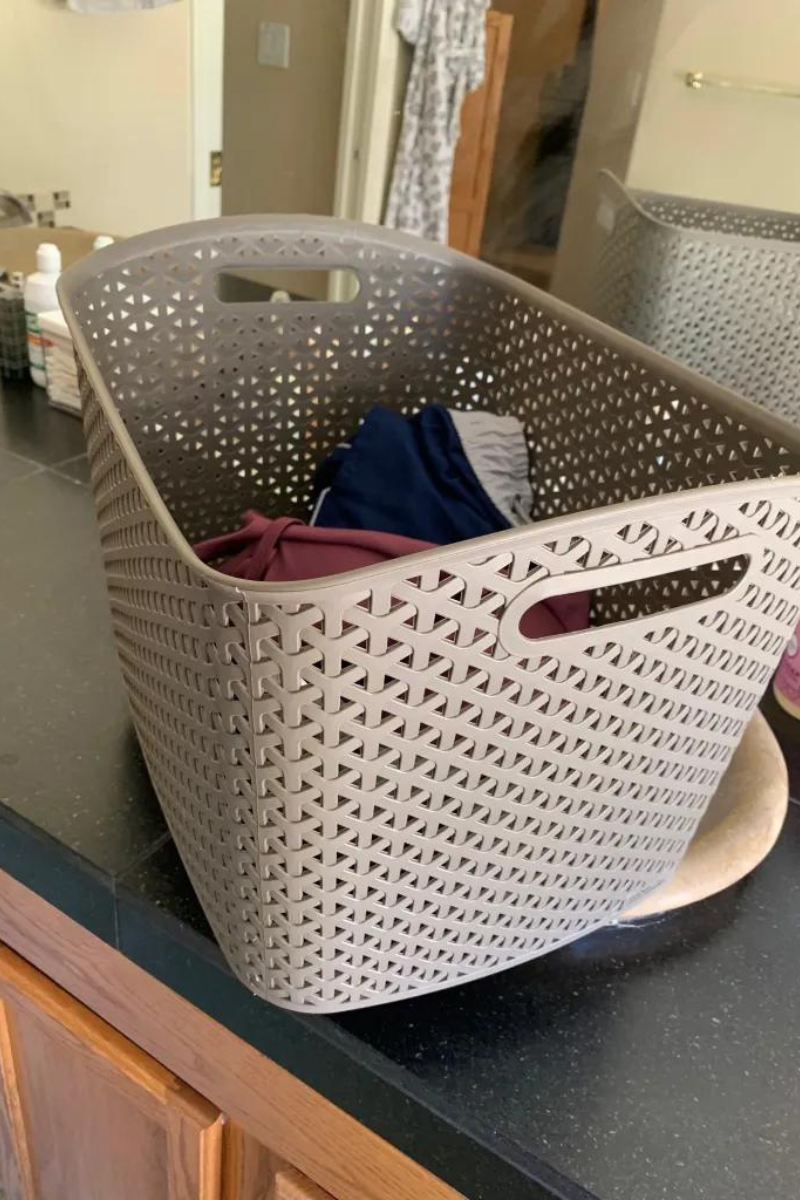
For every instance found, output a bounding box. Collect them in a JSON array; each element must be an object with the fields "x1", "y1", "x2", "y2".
[{"x1": 449, "y1": 10, "x2": 514, "y2": 256}]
